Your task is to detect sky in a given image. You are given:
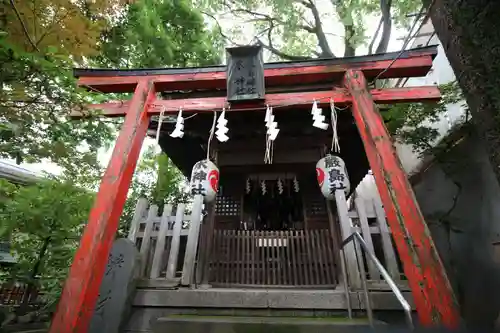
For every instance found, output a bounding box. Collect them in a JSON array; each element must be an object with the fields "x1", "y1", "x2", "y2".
[{"x1": 1, "y1": 3, "x2": 413, "y2": 177}]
